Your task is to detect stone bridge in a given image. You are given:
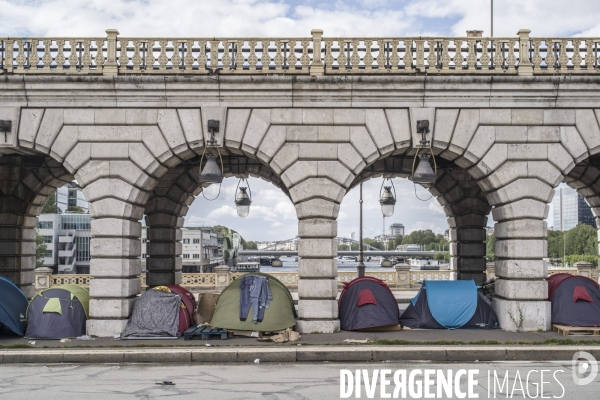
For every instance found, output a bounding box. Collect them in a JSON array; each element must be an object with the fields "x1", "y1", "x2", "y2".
[{"x1": 1, "y1": 29, "x2": 600, "y2": 336}]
